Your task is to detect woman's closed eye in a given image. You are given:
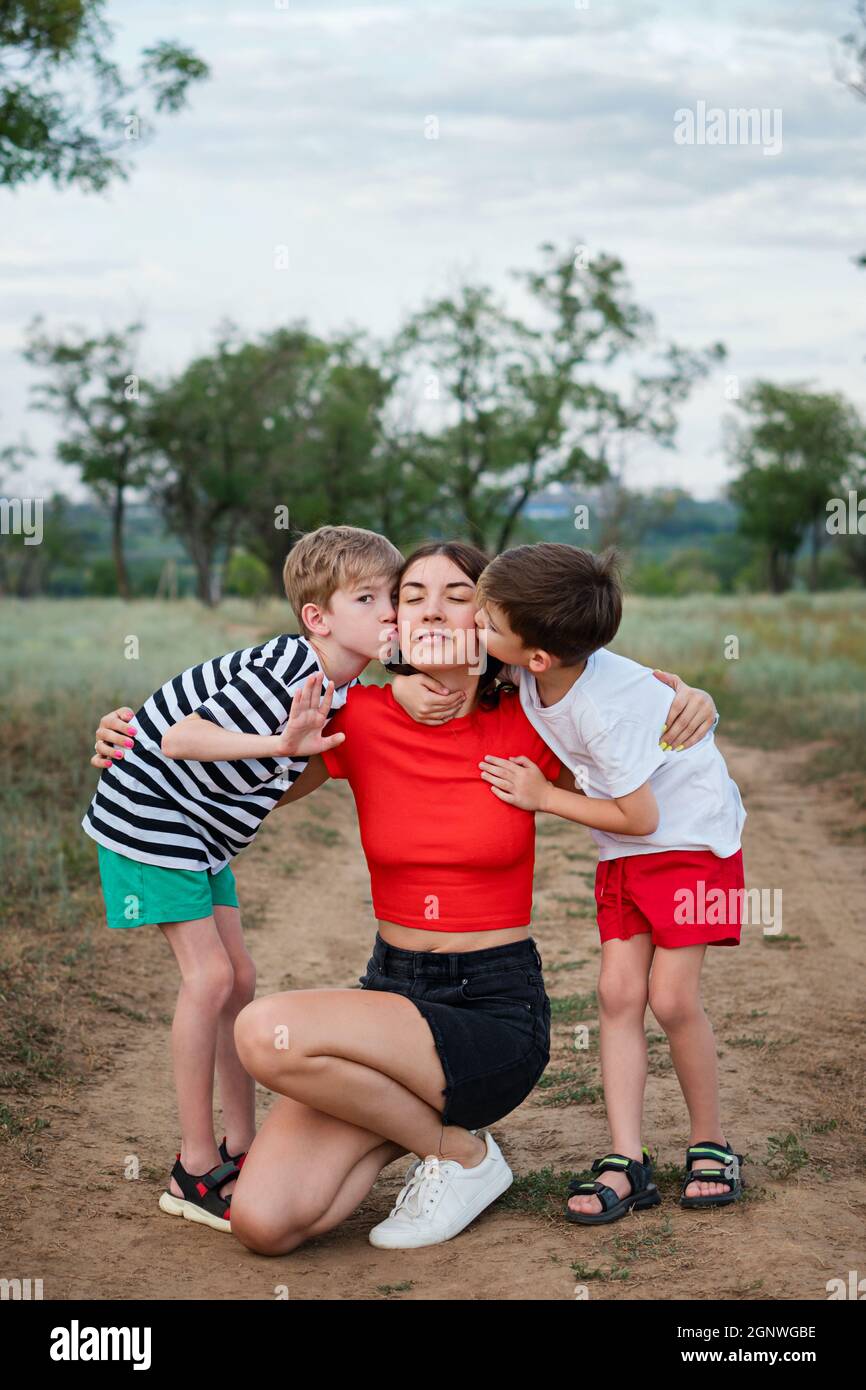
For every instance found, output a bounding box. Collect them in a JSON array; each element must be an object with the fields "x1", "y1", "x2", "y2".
[{"x1": 404, "y1": 596, "x2": 469, "y2": 602}]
